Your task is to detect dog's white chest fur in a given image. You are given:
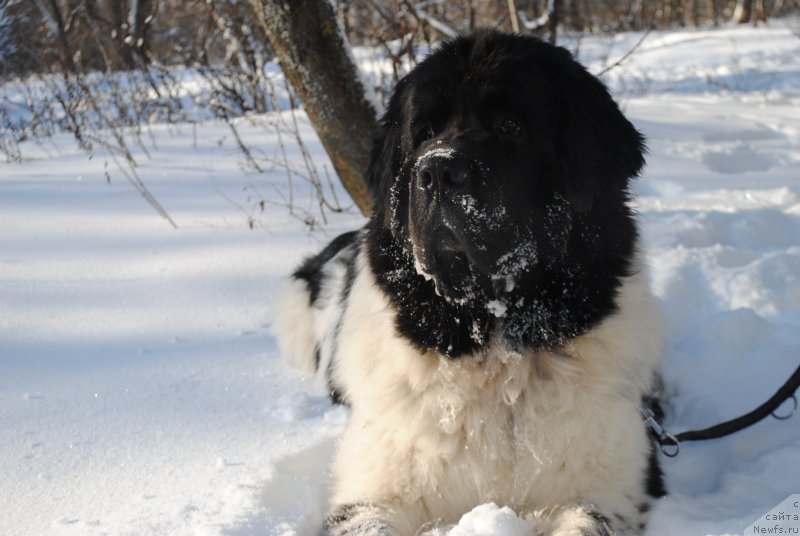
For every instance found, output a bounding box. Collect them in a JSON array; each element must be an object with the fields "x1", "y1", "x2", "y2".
[{"x1": 311, "y1": 251, "x2": 663, "y2": 533}]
